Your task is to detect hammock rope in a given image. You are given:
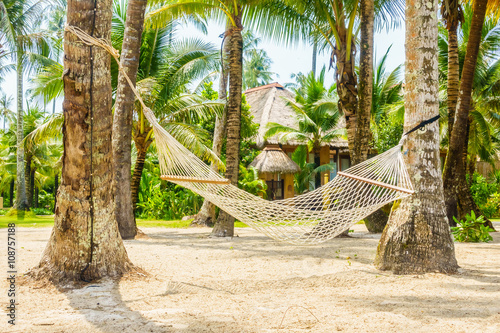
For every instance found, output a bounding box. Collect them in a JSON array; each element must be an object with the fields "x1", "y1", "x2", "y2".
[{"x1": 66, "y1": 25, "x2": 421, "y2": 245}]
